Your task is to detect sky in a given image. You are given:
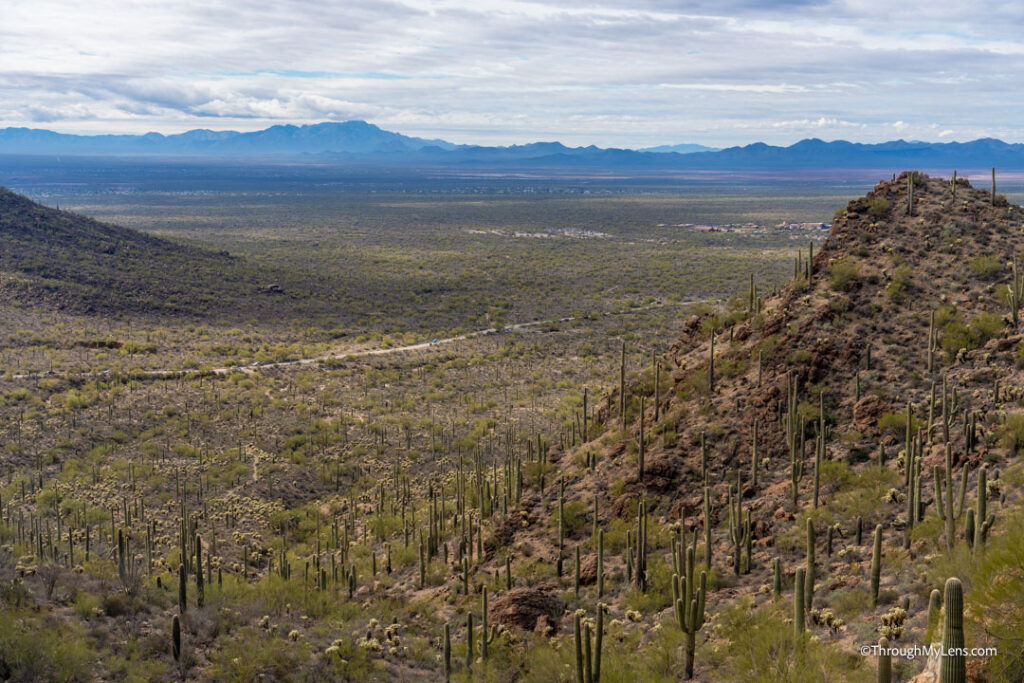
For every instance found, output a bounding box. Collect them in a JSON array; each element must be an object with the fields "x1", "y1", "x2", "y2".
[{"x1": 2, "y1": 0, "x2": 1024, "y2": 148}]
